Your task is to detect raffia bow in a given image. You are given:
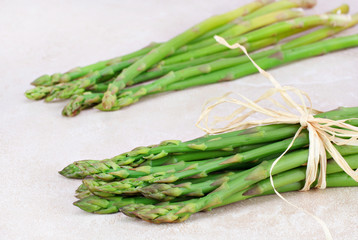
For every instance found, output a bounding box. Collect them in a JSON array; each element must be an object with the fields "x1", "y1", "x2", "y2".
[{"x1": 196, "y1": 35, "x2": 358, "y2": 191}]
